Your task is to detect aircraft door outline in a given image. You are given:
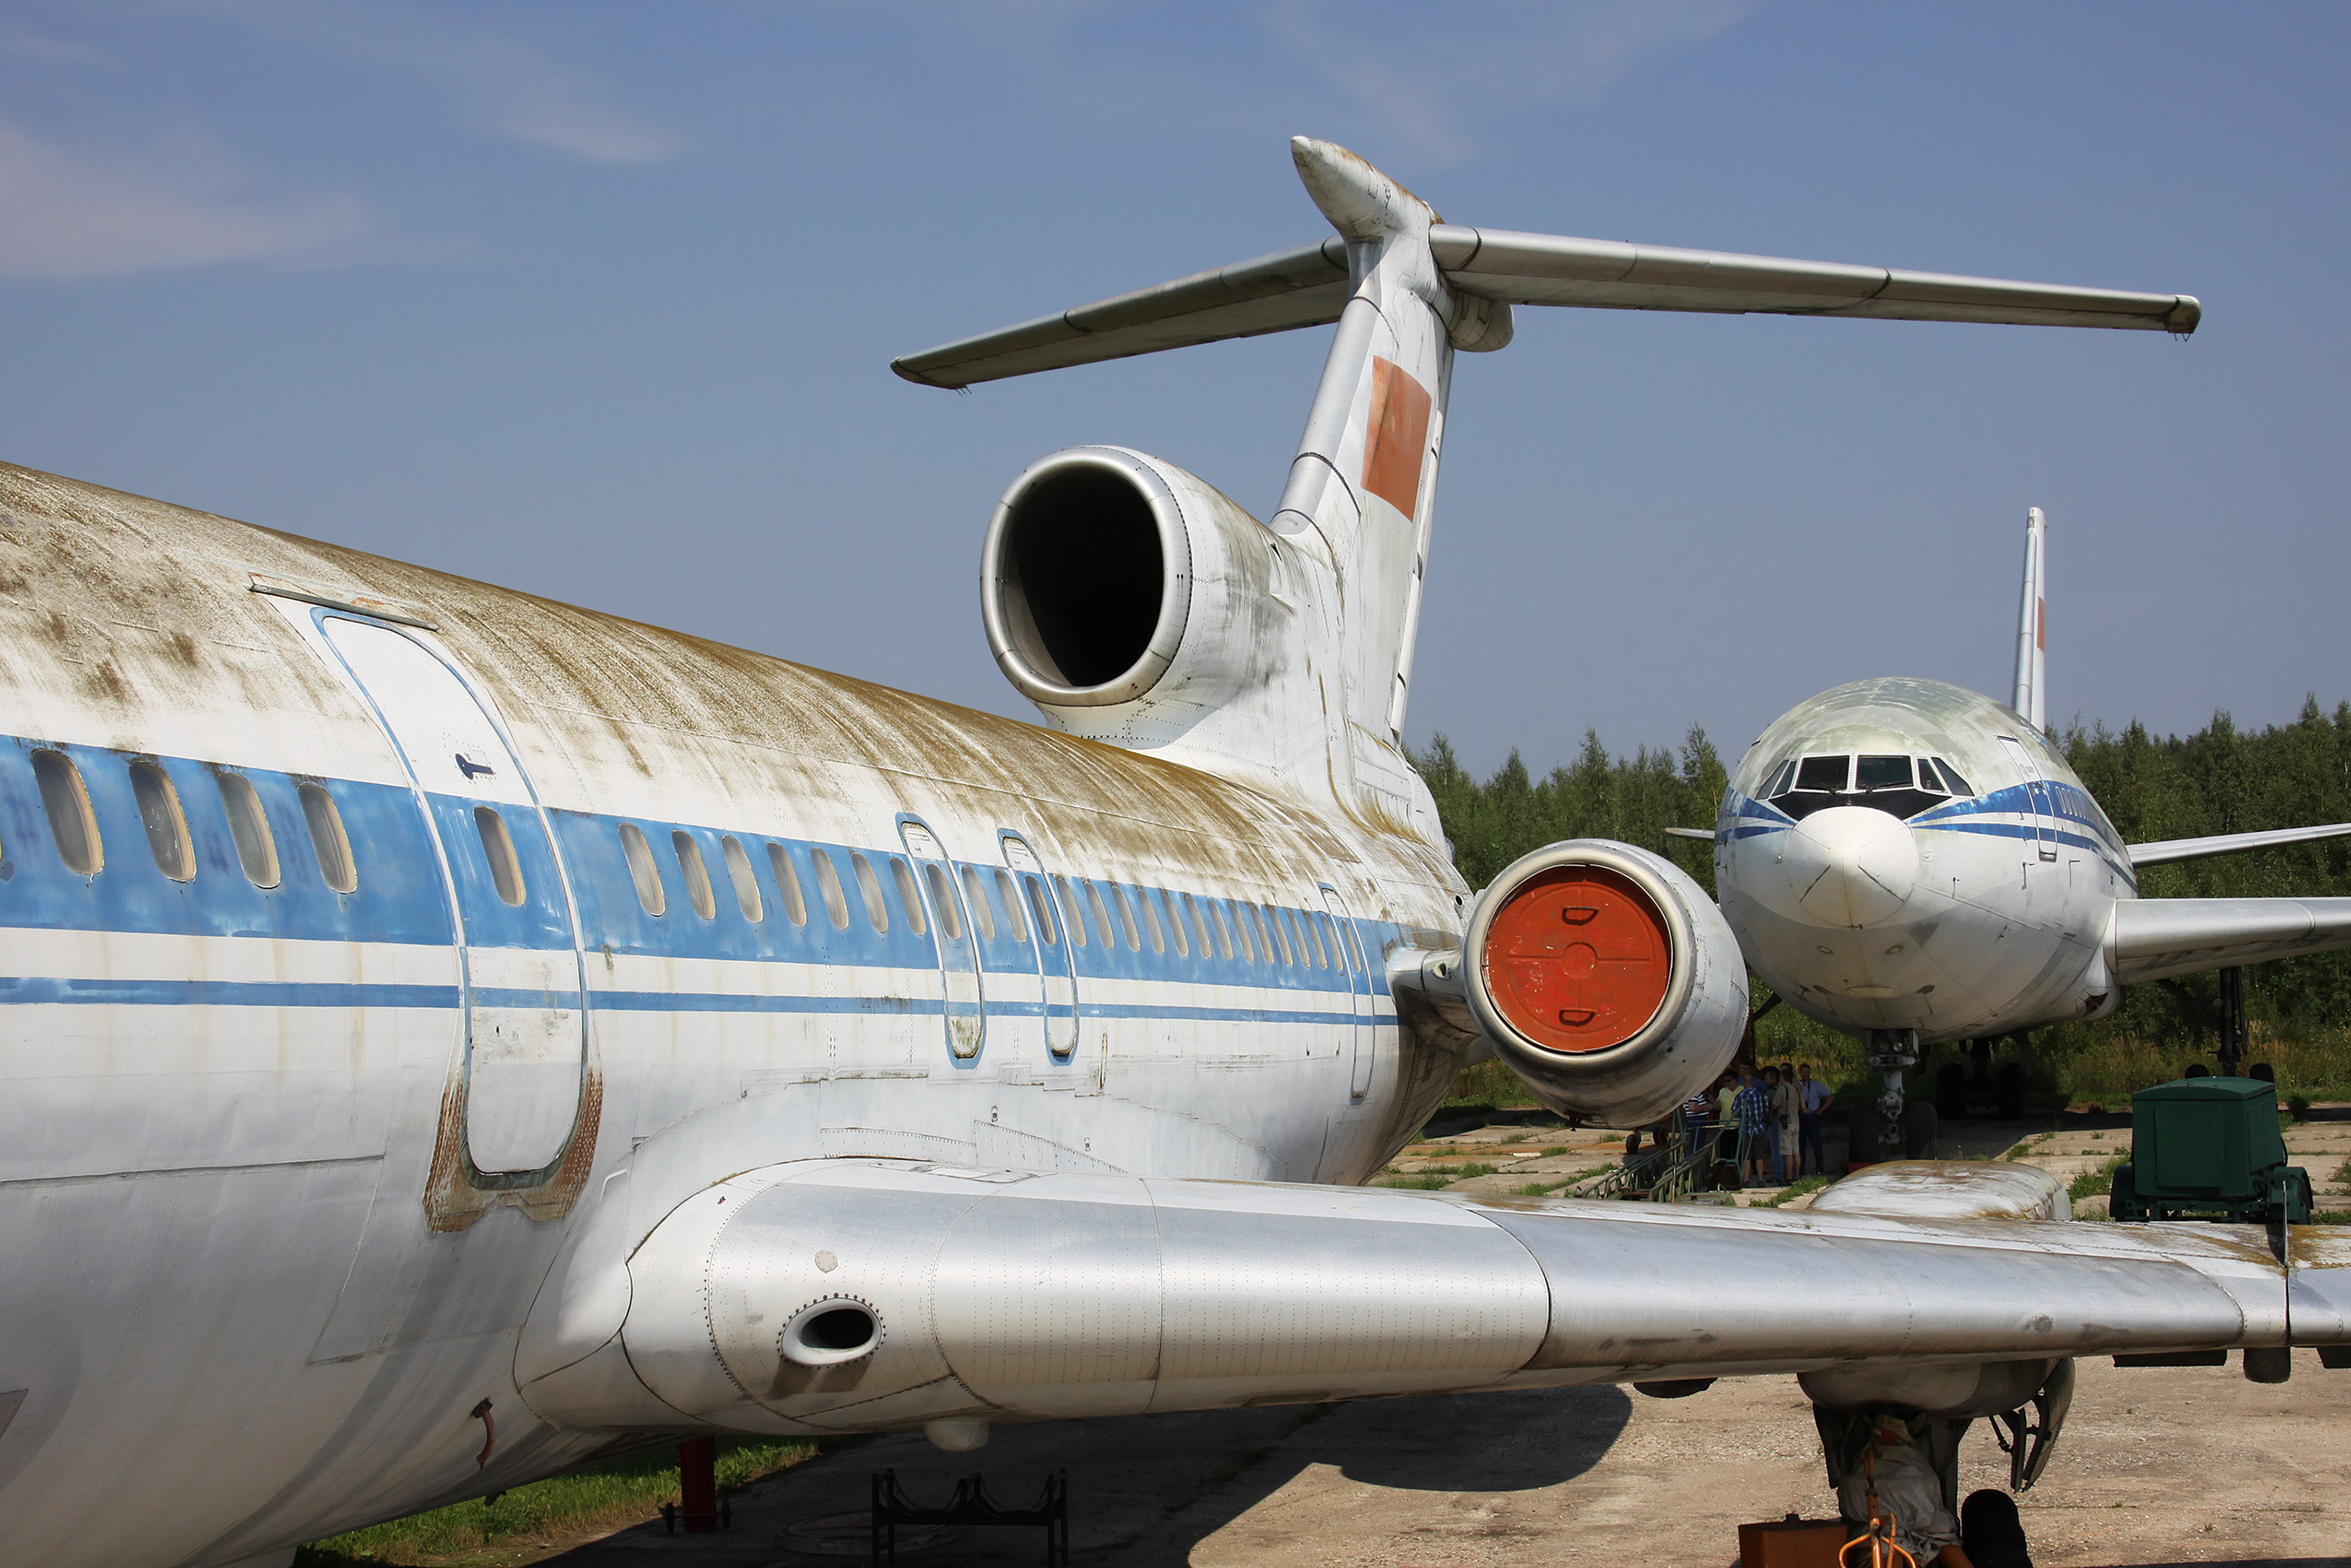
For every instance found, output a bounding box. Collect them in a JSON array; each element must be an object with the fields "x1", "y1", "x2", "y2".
[
  {"x1": 898, "y1": 817, "x2": 984, "y2": 1059},
  {"x1": 1318, "y1": 884, "x2": 1375, "y2": 1099},
  {"x1": 1000, "y1": 831, "x2": 1079, "y2": 1060},
  {"x1": 314, "y1": 611, "x2": 591, "y2": 1183},
  {"x1": 1997, "y1": 734, "x2": 2060, "y2": 863}
]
